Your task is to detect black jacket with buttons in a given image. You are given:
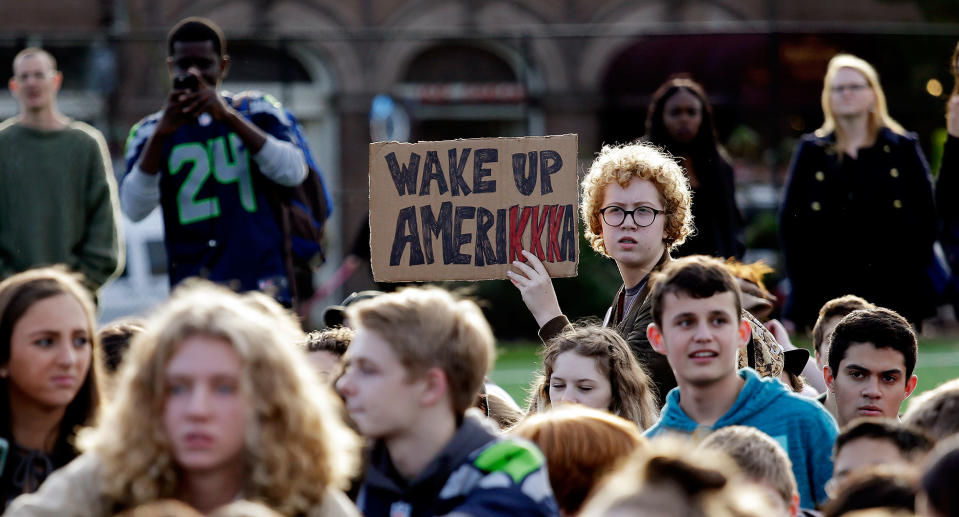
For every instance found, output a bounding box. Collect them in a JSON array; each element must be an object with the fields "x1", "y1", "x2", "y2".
[{"x1": 779, "y1": 127, "x2": 938, "y2": 329}]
